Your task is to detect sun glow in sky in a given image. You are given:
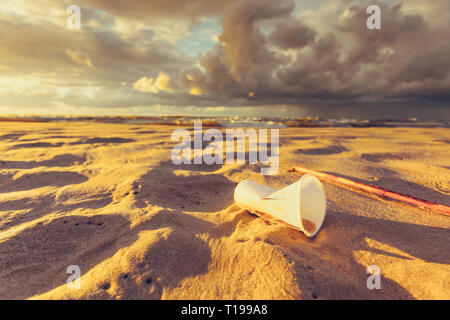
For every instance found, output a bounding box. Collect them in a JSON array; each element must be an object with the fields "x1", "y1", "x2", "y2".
[{"x1": 0, "y1": 0, "x2": 449, "y2": 119}]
